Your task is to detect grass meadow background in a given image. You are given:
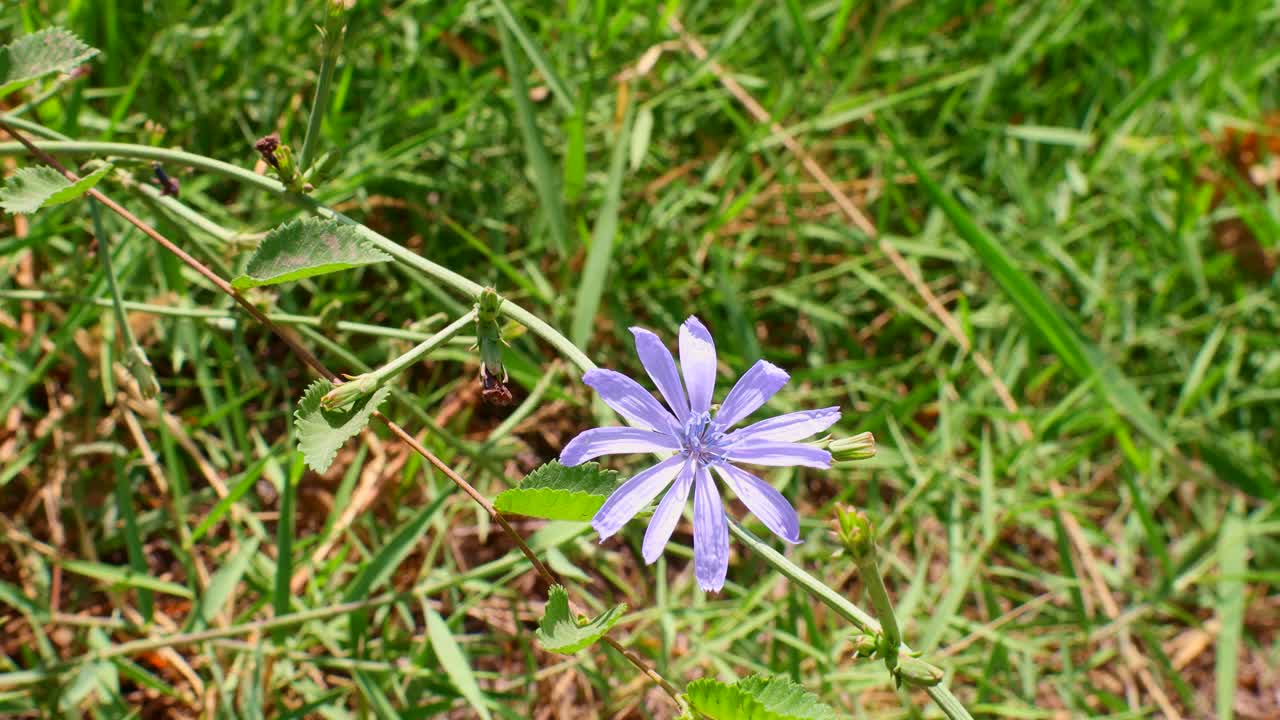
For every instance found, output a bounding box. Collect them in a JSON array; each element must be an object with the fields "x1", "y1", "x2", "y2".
[{"x1": 2, "y1": 0, "x2": 1279, "y2": 717}]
